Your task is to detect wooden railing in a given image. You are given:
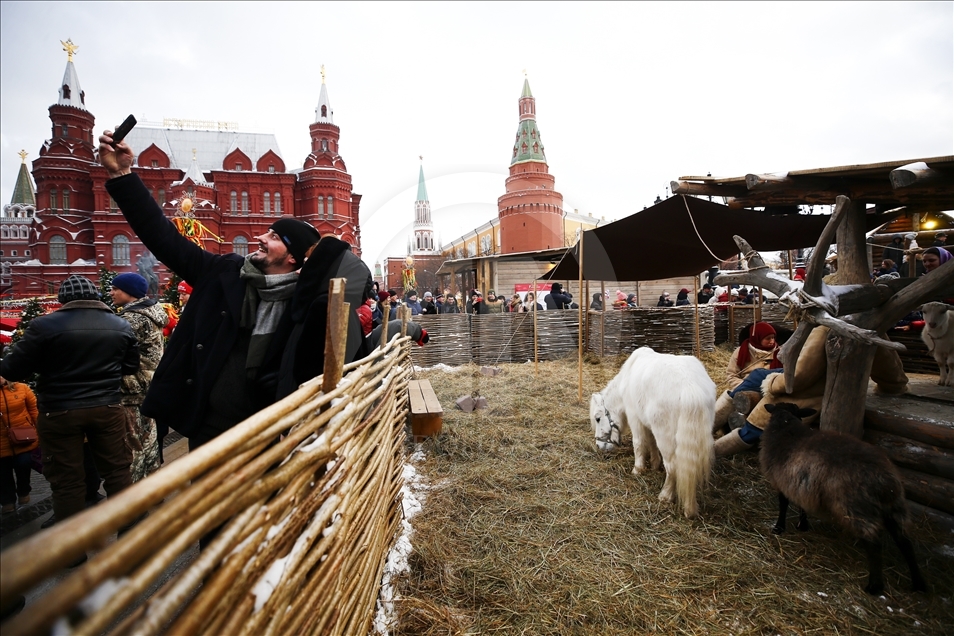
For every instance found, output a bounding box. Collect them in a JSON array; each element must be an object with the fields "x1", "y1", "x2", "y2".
[{"x1": 0, "y1": 280, "x2": 411, "y2": 635}]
